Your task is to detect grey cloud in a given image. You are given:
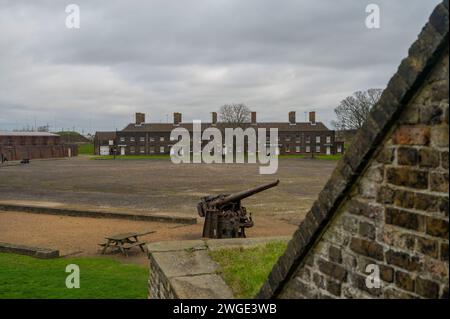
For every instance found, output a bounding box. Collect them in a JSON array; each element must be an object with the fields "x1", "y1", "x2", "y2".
[{"x1": 0, "y1": 0, "x2": 441, "y2": 132}]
